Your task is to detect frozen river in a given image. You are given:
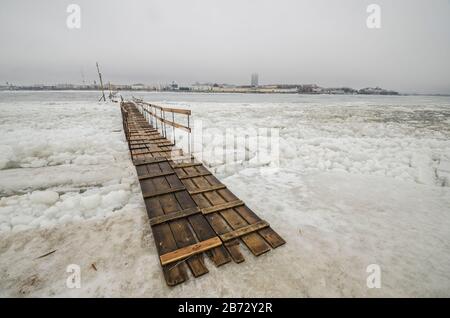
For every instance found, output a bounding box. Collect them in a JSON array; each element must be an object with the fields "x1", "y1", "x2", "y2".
[{"x1": 0, "y1": 91, "x2": 449, "y2": 297}]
